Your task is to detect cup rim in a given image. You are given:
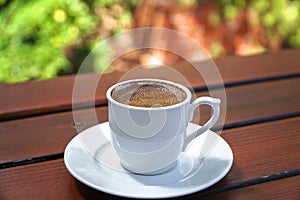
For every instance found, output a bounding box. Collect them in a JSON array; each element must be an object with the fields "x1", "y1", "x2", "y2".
[{"x1": 106, "y1": 79, "x2": 192, "y2": 110}]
